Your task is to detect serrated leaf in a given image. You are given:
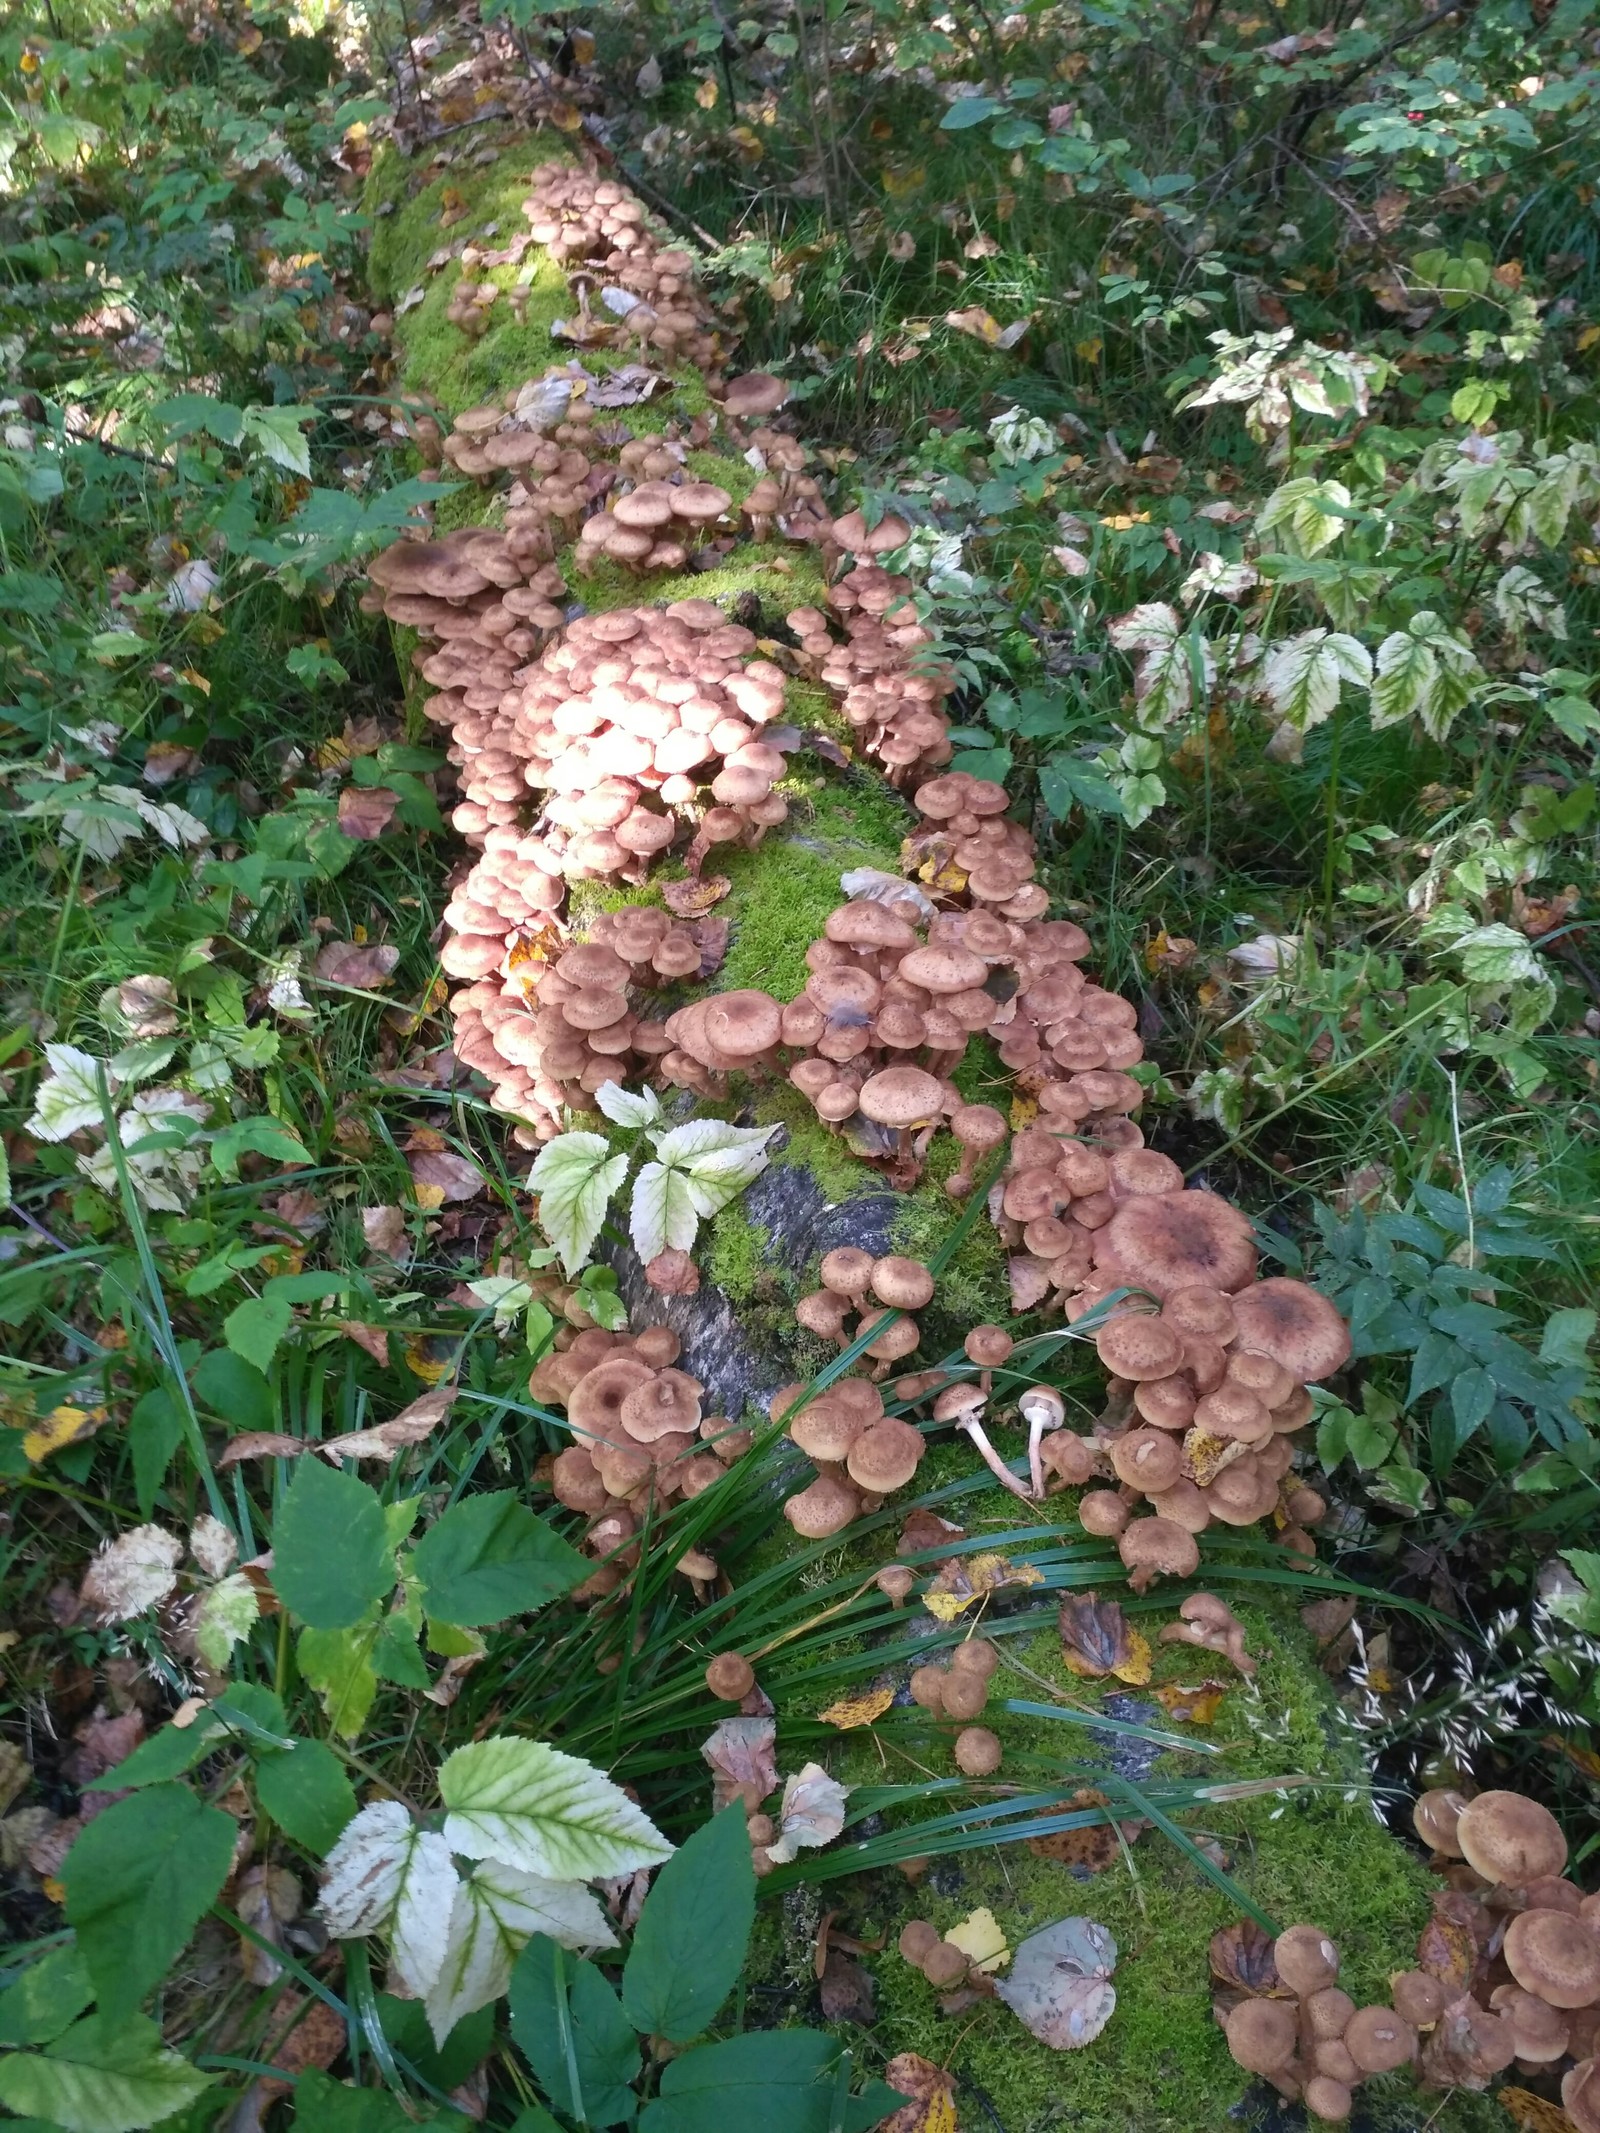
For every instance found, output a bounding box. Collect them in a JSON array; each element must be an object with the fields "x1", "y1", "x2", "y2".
[
  {"x1": 527, "y1": 1134, "x2": 630, "y2": 1276},
  {"x1": 622, "y1": 1805, "x2": 754, "y2": 2042},
  {"x1": 241, "y1": 404, "x2": 314, "y2": 477},
  {"x1": 1256, "y1": 476, "x2": 1351, "y2": 558},
  {"x1": 63, "y1": 1785, "x2": 236, "y2": 2023},
  {"x1": 320, "y1": 1800, "x2": 460, "y2": 1998},
  {"x1": 1260, "y1": 628, "x2": 1372, "y2": 731},
  {"x1": 273, "y1": 1458, "x2": 393, "y2": 1629},
  {"x1": 252, "y1": 1735, "x2": 357, "y2": 1855},
  {"x1": 195, "y1": 1572, "x2": 259, "y2": 1671},
  {"x1": 0, "y1": 2013, "x2": 213, "y2": 2133},
  {"x1": 25, "y1": 1044, "x2": 110, "y2": 1142},
  {"x1": 298, "y1": 1617, "x2": 380, "y2": 1740},
  {"x1": 0, "y1": 1943, "x2": 94, "y2": 2047},
  {"x1": 223, "y1": 1291, "x2": 293, "y2": 1372},
  {"x1": 440, "y1": 1737, "x2": 673, "y2": 1882},
  {"x1": 629, "y1": 1160, "x2": 699, "y2": 1265},
  {"x1": 1106, "y1": 602, "x2": 1210, "y2": 728},
  {"x1": 593, "y1": 1082, "x2": 660, "y2": 1128},
  {"x1": 425, "y1": 1860, "x2": 617, "y2": 2049},
  {"x1": 411, "y1": 1492, "x2": 588, "y2": 1628},
  {"x1": 1370, "y1": 612, "x2": 1483, "y2": 741},
  {"x1": 511, "y1": 1940, "x2": 640, "y2": 2128}
]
